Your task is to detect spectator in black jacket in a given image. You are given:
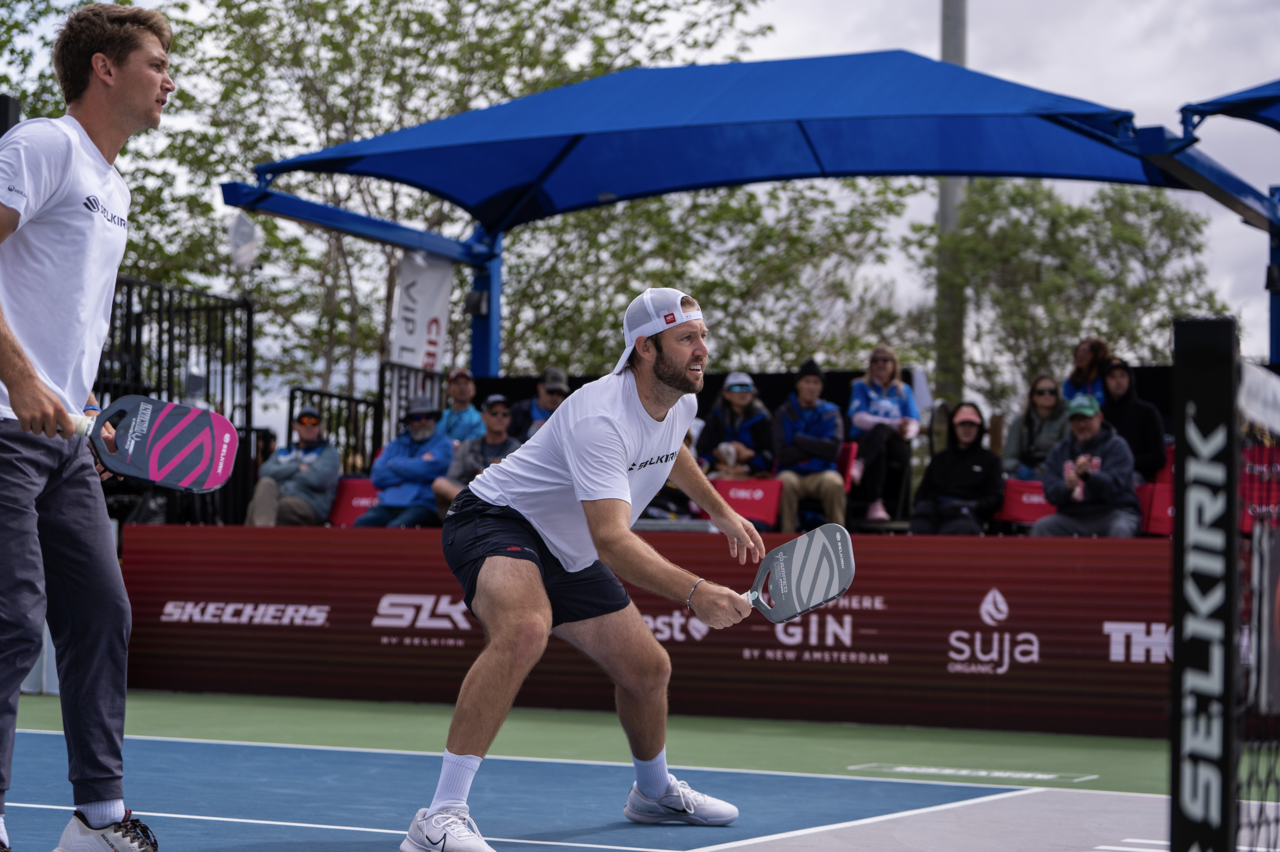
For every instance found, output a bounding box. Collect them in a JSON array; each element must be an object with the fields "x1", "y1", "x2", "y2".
[
  {"x1": 909, "y1": 403, "x2": 1003, "y2": 535},
  {"x1": 508, "y1": 367, "x2": 570, "y2": 441},
  {"x1": 696, "y1": 371, "x2": 773, "y2": 478},
  {"x1": 1101, "y1": 358, "x2": 1166, "y2": 484}
]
